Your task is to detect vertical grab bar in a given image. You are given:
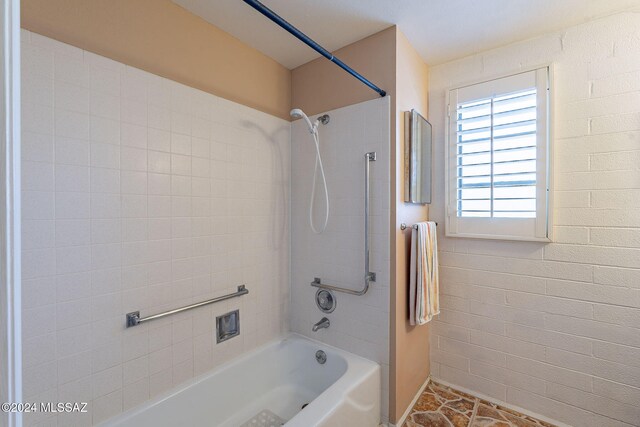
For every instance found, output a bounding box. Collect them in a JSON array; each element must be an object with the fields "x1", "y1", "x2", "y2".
[
  {"x1": 364, "y1": 151, "x2": 377, "y2": 284},
  {"x1": 311, "y1": 152, "x2": 377, "y2": 295}
]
